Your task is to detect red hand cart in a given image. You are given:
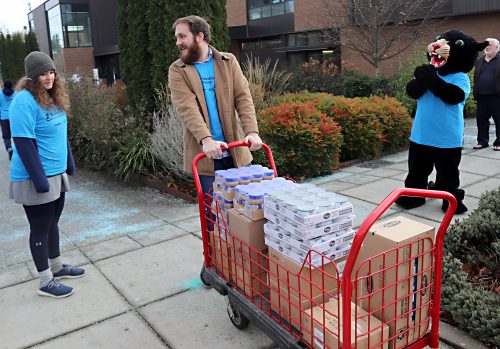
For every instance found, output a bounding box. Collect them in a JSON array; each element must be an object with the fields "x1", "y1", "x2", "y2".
[{"x1": 193, "y1": 141, "x2": 457, "y2": 349}]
